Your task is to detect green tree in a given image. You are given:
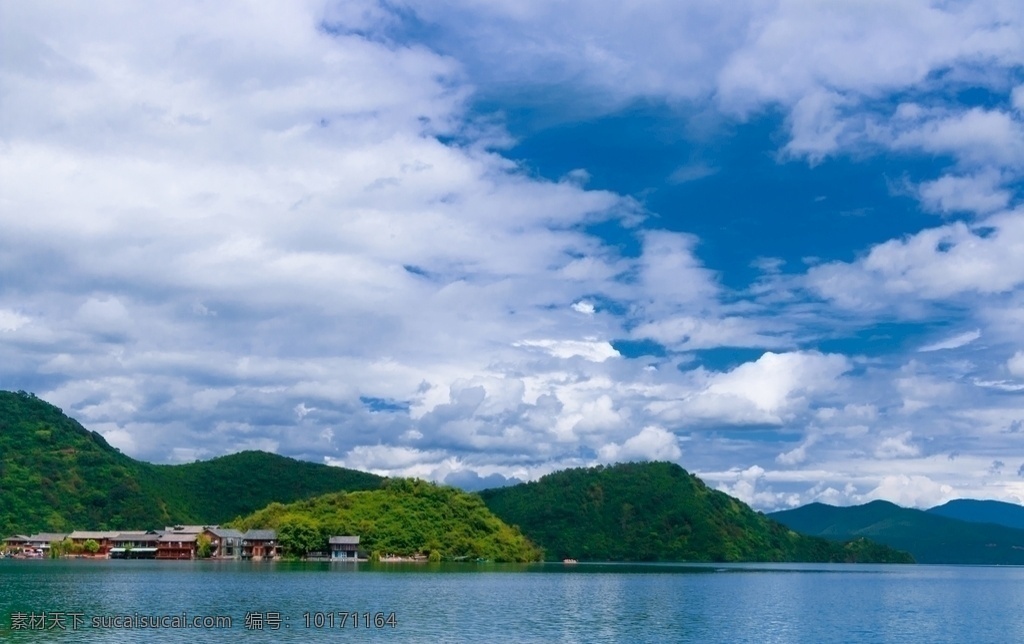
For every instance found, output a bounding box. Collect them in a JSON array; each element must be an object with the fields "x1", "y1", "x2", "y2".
[
  {"x1": 196, "y1": 534, "x2": 213, "y2": 558},
  {"x1": 278, "y1": 515, "x2": 323, "y2": 558},
  {"x1": 83, "y1": 539, "x2": 100, "y2": 555}
]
